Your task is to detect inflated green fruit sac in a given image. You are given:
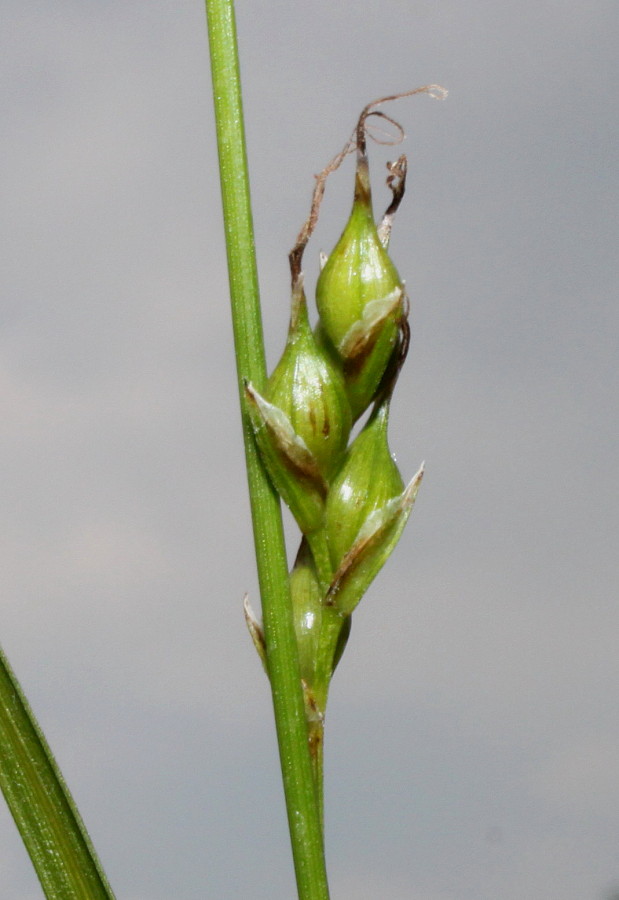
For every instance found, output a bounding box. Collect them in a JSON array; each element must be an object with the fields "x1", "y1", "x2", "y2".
[
  {"x1": 315, "y1": 154, "x2": 406, "y2": 420},
  {"x1": 245, "y1": 280, "x2": 352, "y2": 535},
  {"x1": 289, "y1": 538, "x2": 324, "y2": 688},
  {"x1": 245, "y1": 379, "x2": 325, "y2": 535},
  {"x1": 290, "y1": 539, "x2": 351, "y2": 691},
  {"x1": 325, "y1": 397, "x2": 402, "y2": 564},
  {"x1": 266, "y1": 279, "x2": 352, "y2": 480},
  {"x1": 324, "y1": 395, "x2": 423, "y2": 616}
]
